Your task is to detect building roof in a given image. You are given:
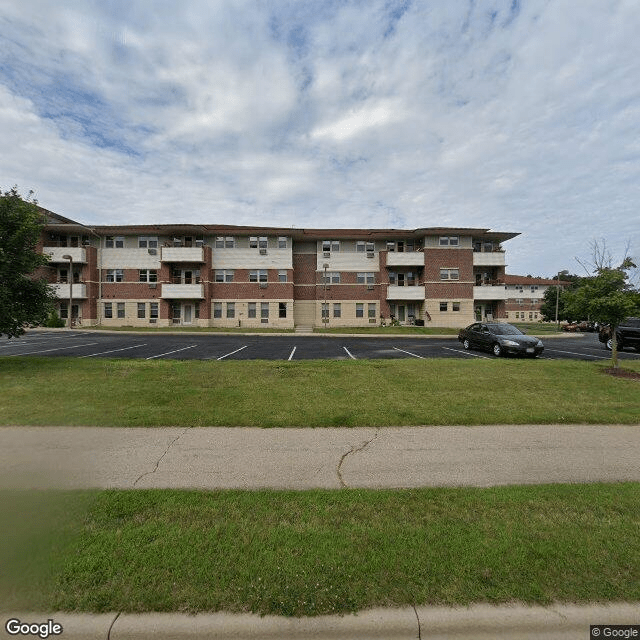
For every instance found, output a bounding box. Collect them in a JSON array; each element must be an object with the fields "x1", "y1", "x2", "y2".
[{"x1": 504, "y1": 275, "x2": 570, "y2": 286}]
